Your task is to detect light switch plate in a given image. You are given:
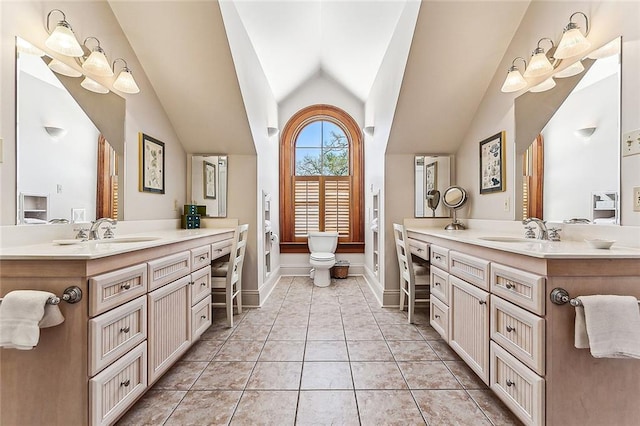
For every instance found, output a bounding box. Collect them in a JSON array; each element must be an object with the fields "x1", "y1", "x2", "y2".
[
  {"x1": 634, "y1": 187, "x2": 640, "y2": 212},
  {"x1": 623, "y1": 130, "x2": 640, "y2": 157}
]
